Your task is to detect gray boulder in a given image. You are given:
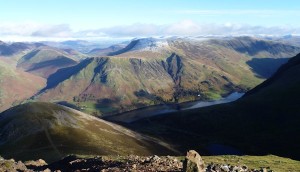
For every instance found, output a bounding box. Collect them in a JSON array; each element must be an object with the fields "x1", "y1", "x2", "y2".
[{"x1": 183, "y1": 150, "x2": 205, "y2": 172}]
